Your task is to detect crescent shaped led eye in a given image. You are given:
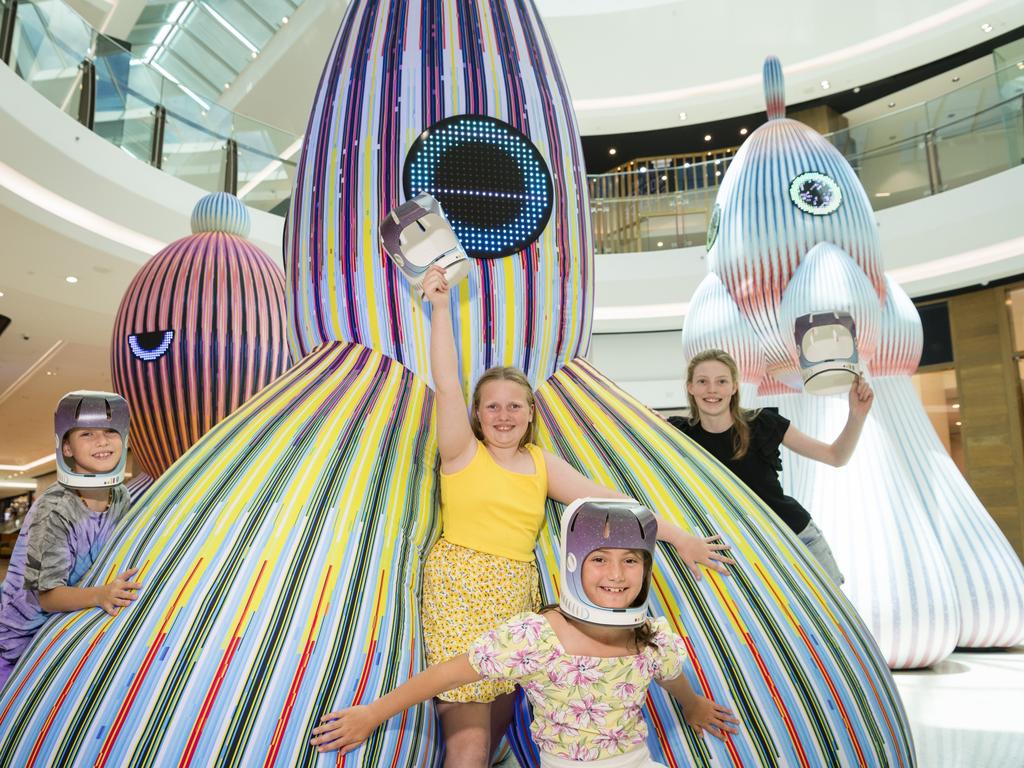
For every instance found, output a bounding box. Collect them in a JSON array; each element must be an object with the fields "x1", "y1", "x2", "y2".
[
  {"x1": 128, "y1": 330, "x2": 175, "y2": 361},
  {"x1": 707, "y1": 204, "x2": 722, "y2": 251},
  {"x1": 789, "y1": 171, "x2": 842, "y2": 215},
  {"x1": 403, "y1": 114, "x2": 554, "y2": 259}
]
